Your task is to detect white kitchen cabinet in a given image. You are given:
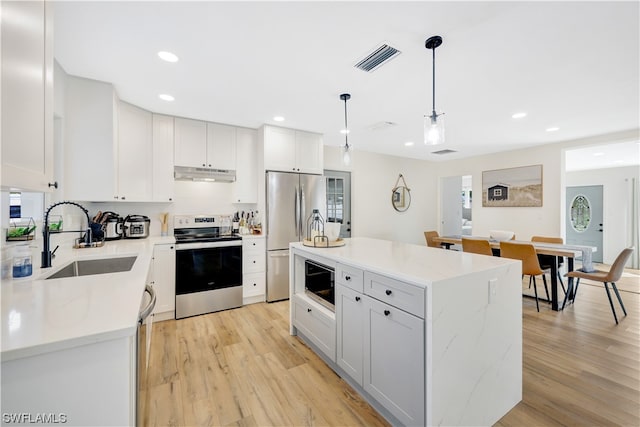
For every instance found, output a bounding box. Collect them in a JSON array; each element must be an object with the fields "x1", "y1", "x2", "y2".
[
  {"x1": 174, "y1": 117, "x2": 207, "y2": 168},
  {"x1": 233, "y1": 128, "x2": 258, "y2": 203},
  {"x1": 292, "y1": 293, "x2": 336, "y2": 361},
  {"x1": 2, "y1": 335, "x2": 135, "y2": 426},
  {"x1": 336, "y1": 284, "x2": 365, "y2": 385},
  {"x1": 117, "y1": 101, "x2": 153, "y2": 201},
  {"x1": 207, "y1": 123, "x2": 237, "y2": 170},
  {"x1": 174, "y1": 119, "x2": 237, "y2": 170},
  {"x1": 151, "y1": 244, "x2": 176, "y2": 320},
  {"x1": 294, "y1": 130, "x2": 323, "y2": 175},
  {"x1": 64, "y1": 76, "x2": 119, "y2": 201},
  {"x1": 152, "y1": 114, "x2": 175, "y2": 202},
  {"x1": 242, "y1": 236, "x2": 265, "y2": 304},
  {"x1": 263, "y1": 126, "x2": 323, "y2": 174},
  {"x1": 1, "y1": 0, "x2": 54, "y2": 192},
  {"x1": 364, "y1": 295, "x2": 425, "y2": 427},
  {"x1": 242, "y1": 272, "x2": 265, "y2": 300}
]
